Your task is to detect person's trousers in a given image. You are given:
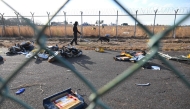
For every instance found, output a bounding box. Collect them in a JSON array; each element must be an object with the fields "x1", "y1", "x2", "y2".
[{"x1": 70, "y1": 34, "x2": 77, "y2": 45}]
